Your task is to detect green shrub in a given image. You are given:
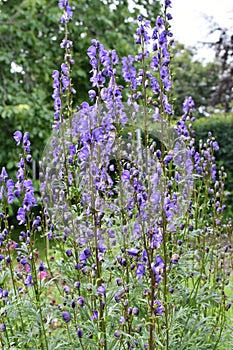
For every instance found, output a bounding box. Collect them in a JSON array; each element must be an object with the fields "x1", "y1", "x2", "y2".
[{"x1": 193, "y1": 113, "x2": 233, "y2": 215}]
